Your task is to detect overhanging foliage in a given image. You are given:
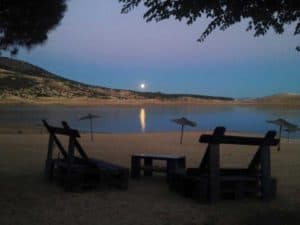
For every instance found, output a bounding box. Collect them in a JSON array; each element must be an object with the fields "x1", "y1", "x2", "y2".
[{"x1": 119, "y1": 0, "x2": 300, "y2": 50}]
